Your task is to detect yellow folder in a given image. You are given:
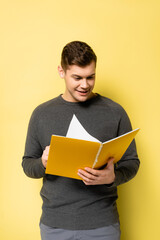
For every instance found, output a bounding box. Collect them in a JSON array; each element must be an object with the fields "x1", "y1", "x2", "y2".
[{"x1": 45, "y1": 128, "x2": 140, "y2": 180}]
